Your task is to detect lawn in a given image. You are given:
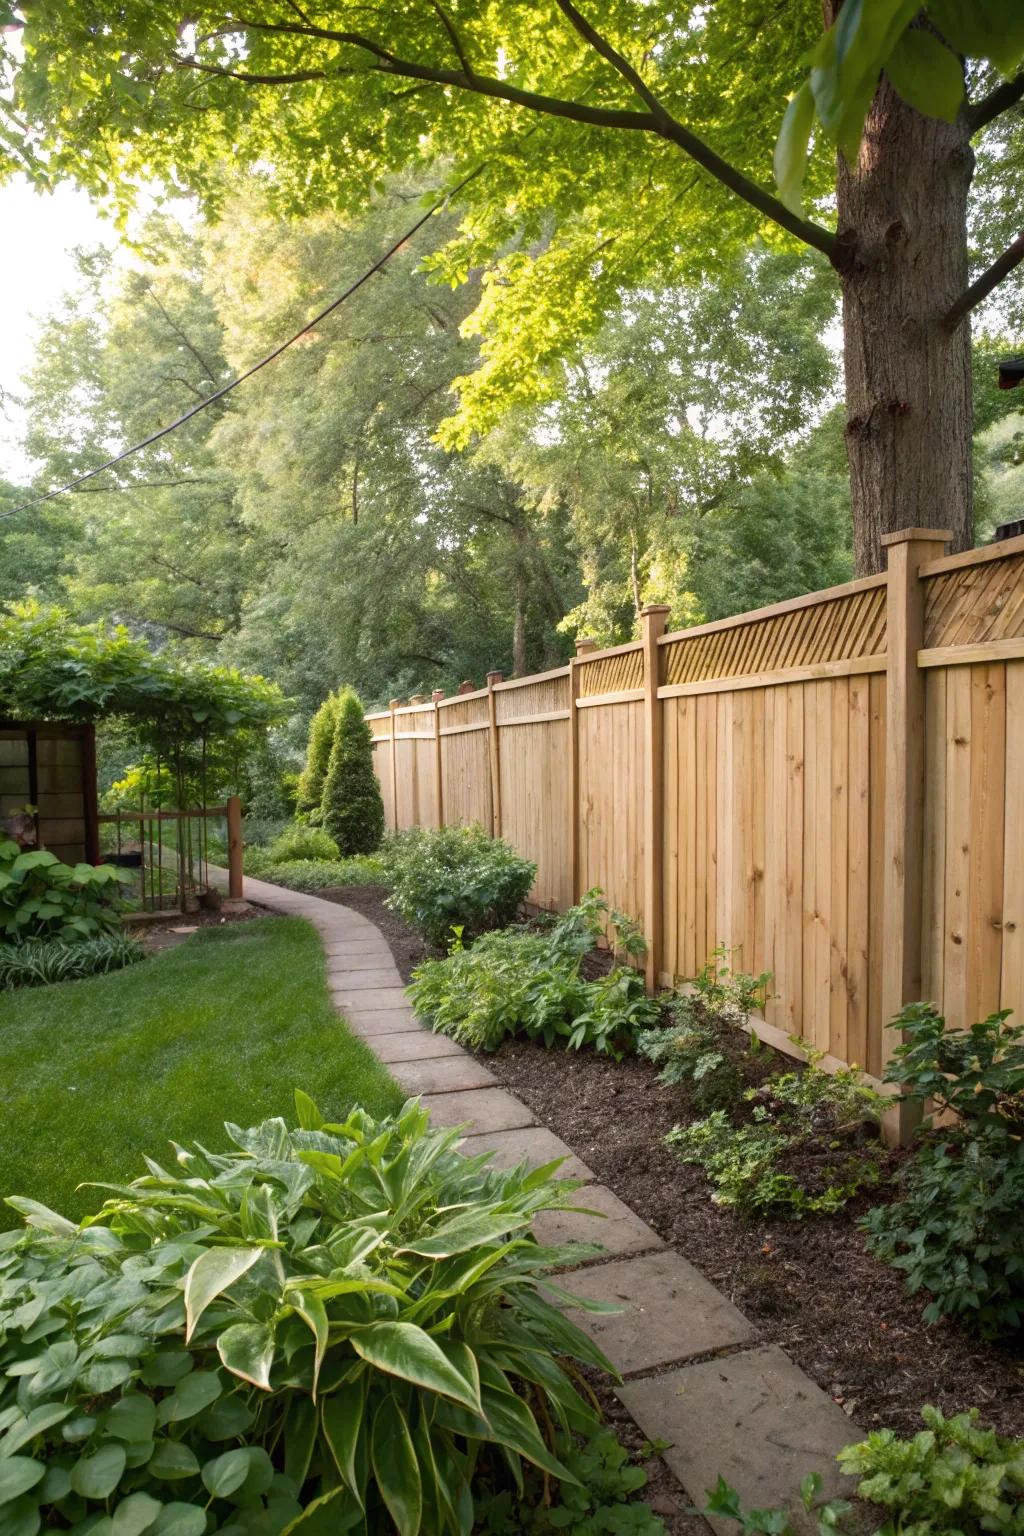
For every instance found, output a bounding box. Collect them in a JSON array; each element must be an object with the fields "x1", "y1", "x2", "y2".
[{"x1": 0, "y1": 916, "x2": 403, "y2": 1226}]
